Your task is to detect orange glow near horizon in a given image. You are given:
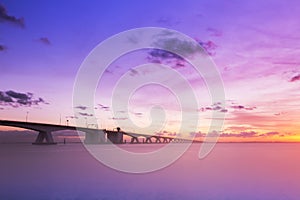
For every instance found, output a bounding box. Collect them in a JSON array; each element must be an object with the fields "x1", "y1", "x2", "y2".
[{"x1": 1, "y1": 123, "x2": 300, "y2": 143}]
